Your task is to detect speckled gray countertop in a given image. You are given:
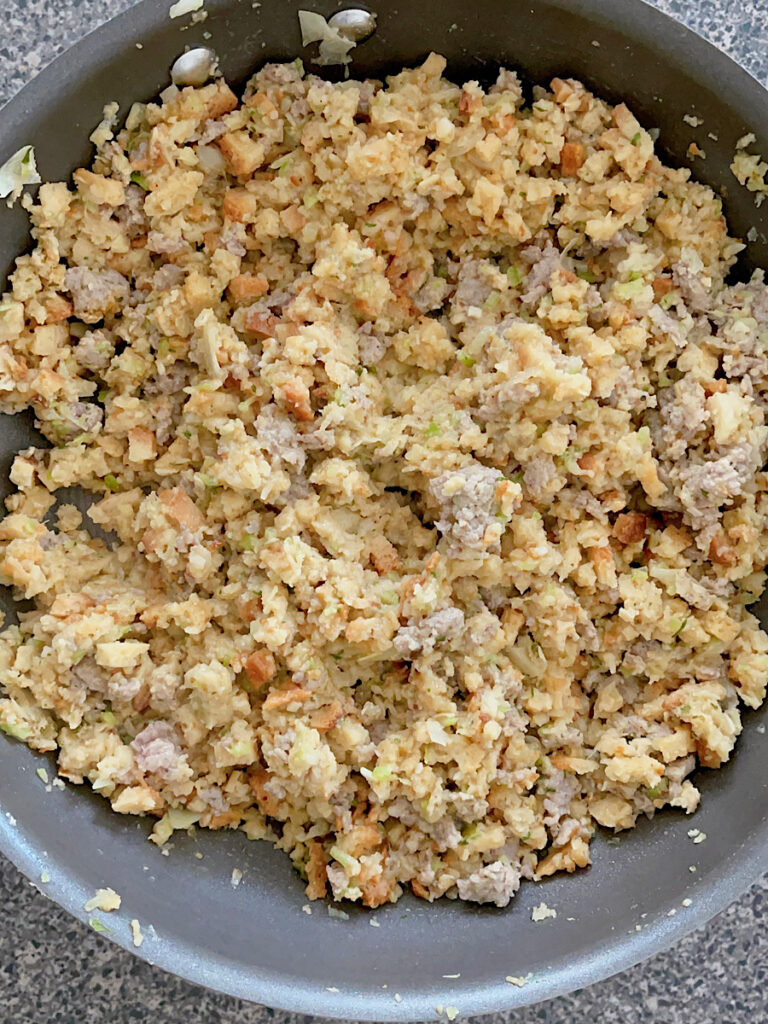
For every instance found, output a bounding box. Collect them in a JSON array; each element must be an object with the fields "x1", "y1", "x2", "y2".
[{"x1": 1, "y1": 1, "x2": 768, "y2": 1022}]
